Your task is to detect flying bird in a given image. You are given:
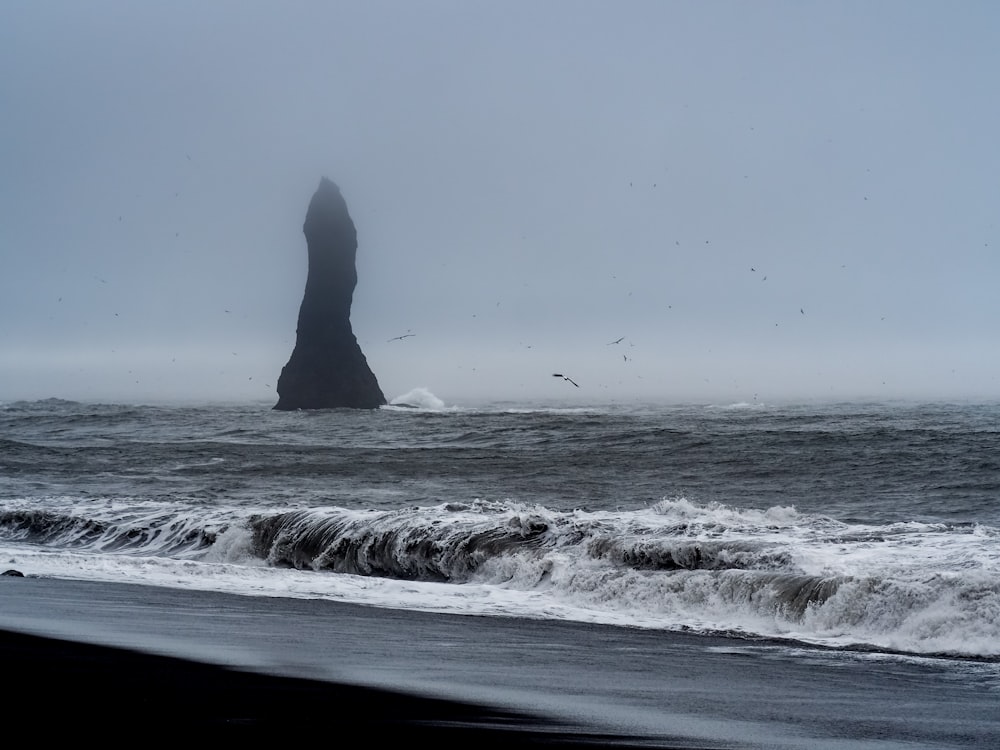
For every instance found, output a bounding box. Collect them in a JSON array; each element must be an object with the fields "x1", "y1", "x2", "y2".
[
  {"x1": 388, "y1": 332, "x2": 415, "y2": 342},
  {"x1": 552, "y1": 373, "x2": 580, "y2": 388},
  {"x1": 606, "y1": 337, "x2": 625, "y2": 345}
]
